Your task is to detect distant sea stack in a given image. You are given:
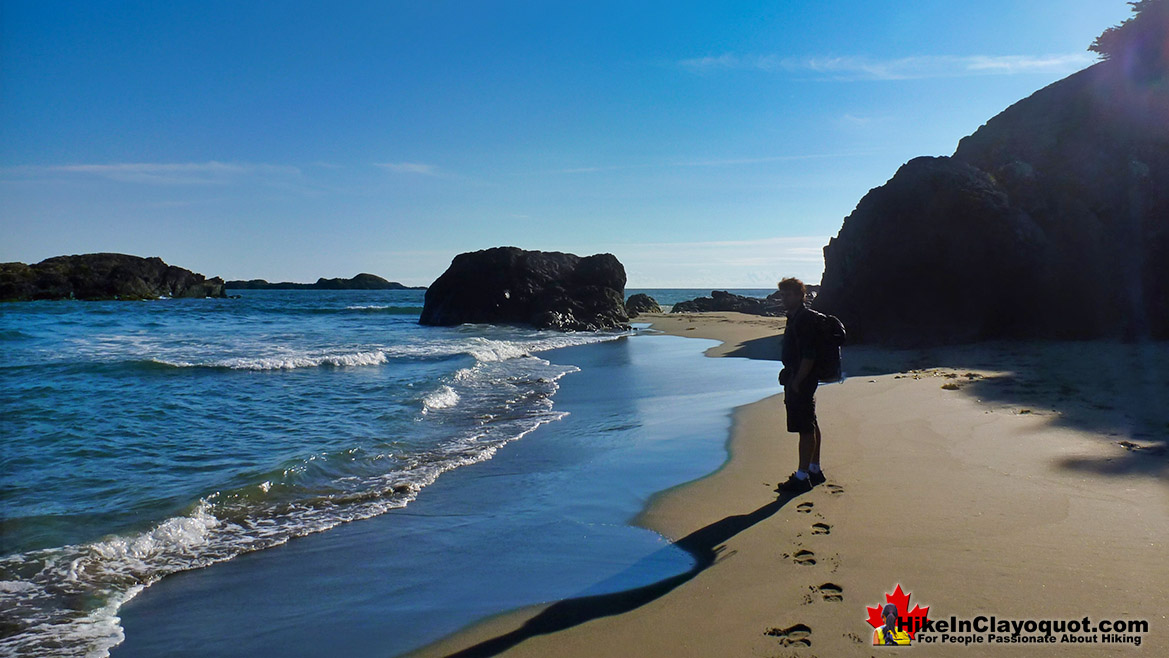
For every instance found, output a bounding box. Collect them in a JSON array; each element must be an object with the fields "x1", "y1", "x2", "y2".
[
  {"x1": 225, "y1": 273, "x2": 424, "y2": 290},
  {"x1": 0, "y1": 253, "x2": 226, "y2": 302},
  {"x1": 419, "y1": 247, "x2": 629, "y2": 331},
  {"x1": 625, "y1": 293, "x2": 661, "y2": 317},
  {"x1": 816, "y1": 54, "x2": 1168, "y2": 344}
]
